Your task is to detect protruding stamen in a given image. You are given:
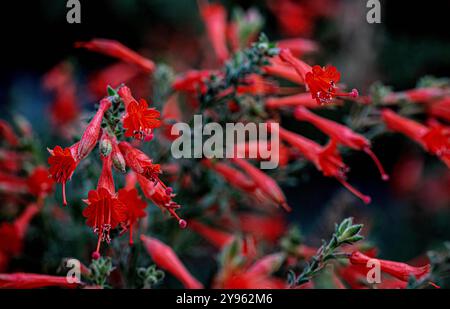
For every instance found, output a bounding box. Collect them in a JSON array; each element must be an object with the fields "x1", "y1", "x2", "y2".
[
  {"x1": 62, "y1": 183, "x2": 67, "y2": 206},
  {"x1": 364, "y1": 147, "x2": 389, "y2": 181}
]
